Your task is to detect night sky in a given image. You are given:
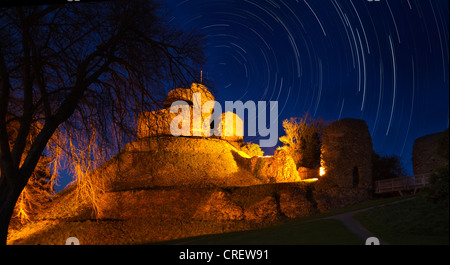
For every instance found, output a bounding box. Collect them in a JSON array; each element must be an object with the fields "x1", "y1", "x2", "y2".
[{"x1": 163, "y1": 0, "x2": 449, "y2": 174}]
